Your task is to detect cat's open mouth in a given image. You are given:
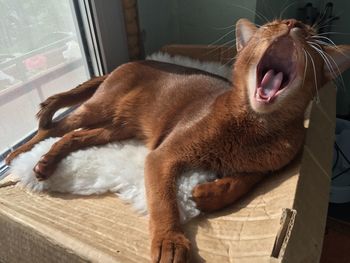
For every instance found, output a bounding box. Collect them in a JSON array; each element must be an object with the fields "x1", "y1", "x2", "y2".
[{"x1": 255, "y1": 36, "x2": 297, "y2": 103}]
